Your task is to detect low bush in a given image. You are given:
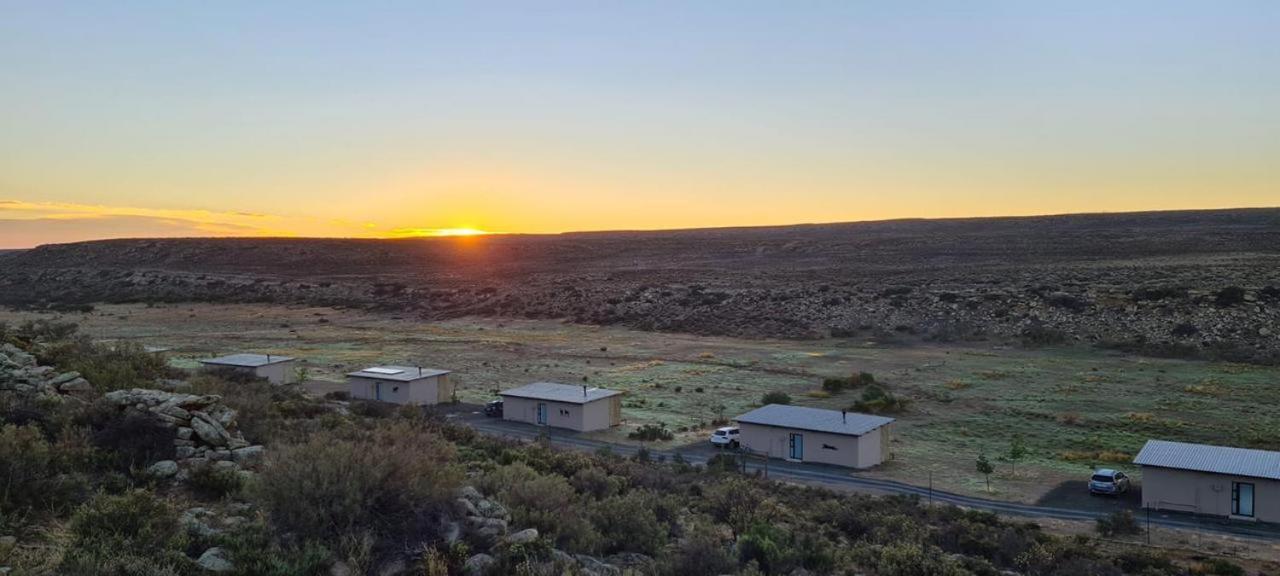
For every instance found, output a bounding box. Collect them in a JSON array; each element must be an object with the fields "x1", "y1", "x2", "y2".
[
  {"x1": 591, "y1": 491, "x2": 668, "y2": 555},
  {"x1": 1213, "y1": 286, "x2": 1246, "y2": 307},
  {"x1": 851, "y1": 384, "x2": 908, "y2": 414},
  {"x1": 217, "y1": 521, "x2": 331, "y2": 576},
  {"x1": 186, "y1": 465, "x2": 245, "y2": 500},
  {"x1": 1095, "y1": 510, "x2": 1141, "y2": 537},
  {"x1": 0, "y1": 423, "x2": 93, "y2": 517},
  {"x1": 628, "y1": 422, "x2": 674, "y2": 442},
  {"x1": 83, "y1": 407, "x2": 176, "y2": 472},
  {"x1": 760, "y1": 391, "x2": 792, "y2": 405},
  {"x1": 254, "y1": 421, "x2": 461, "y2": 548},
  {"x1": 58, "y1": 490, "x2": 193, "y2": 575},
  {"x1": 42, "y1": 339, "x2": 177, "y2": 393}
]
